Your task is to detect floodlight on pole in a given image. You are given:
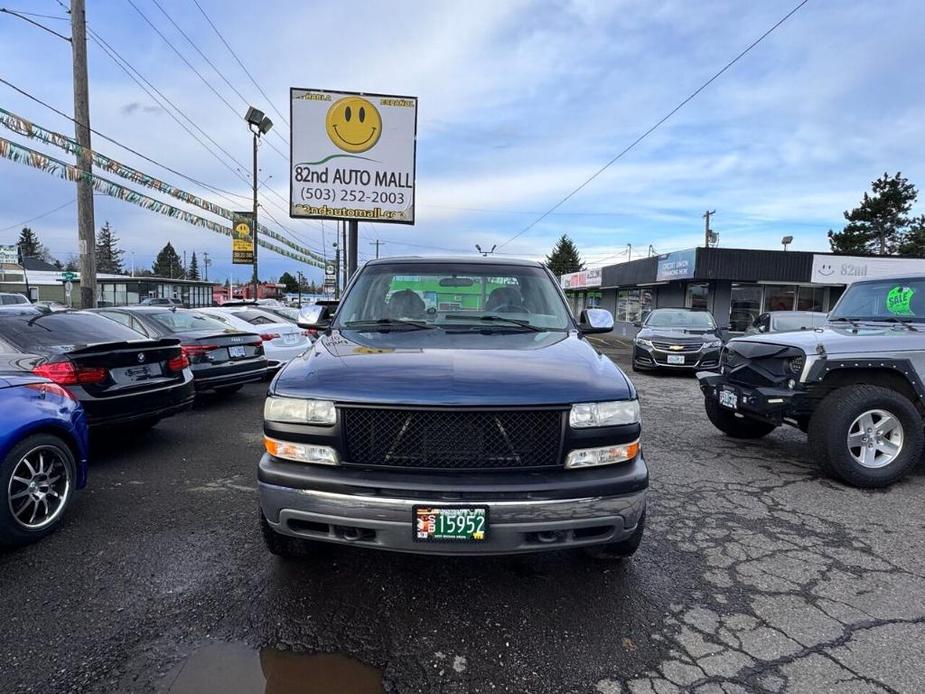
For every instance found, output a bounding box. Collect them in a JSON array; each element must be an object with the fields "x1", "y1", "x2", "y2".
[
  {"x1": 244, "y1": 106, "x2": 273, "y2": 302},
  {"x1": 781, "y1": 235, "x2": 793, "y2": 251}
]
